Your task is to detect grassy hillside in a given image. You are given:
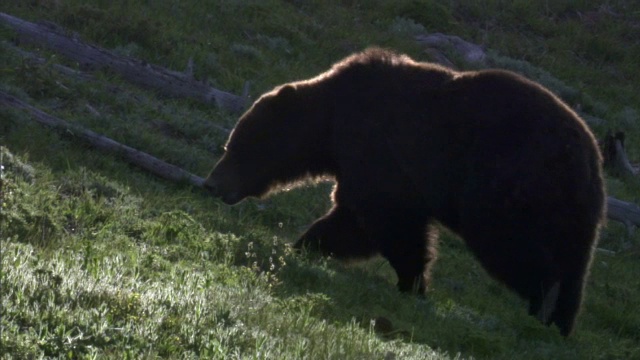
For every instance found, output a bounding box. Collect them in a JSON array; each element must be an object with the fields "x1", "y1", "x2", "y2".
[{"x1": 1, "y1": 1, "x2": 639, "y2": 359}]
